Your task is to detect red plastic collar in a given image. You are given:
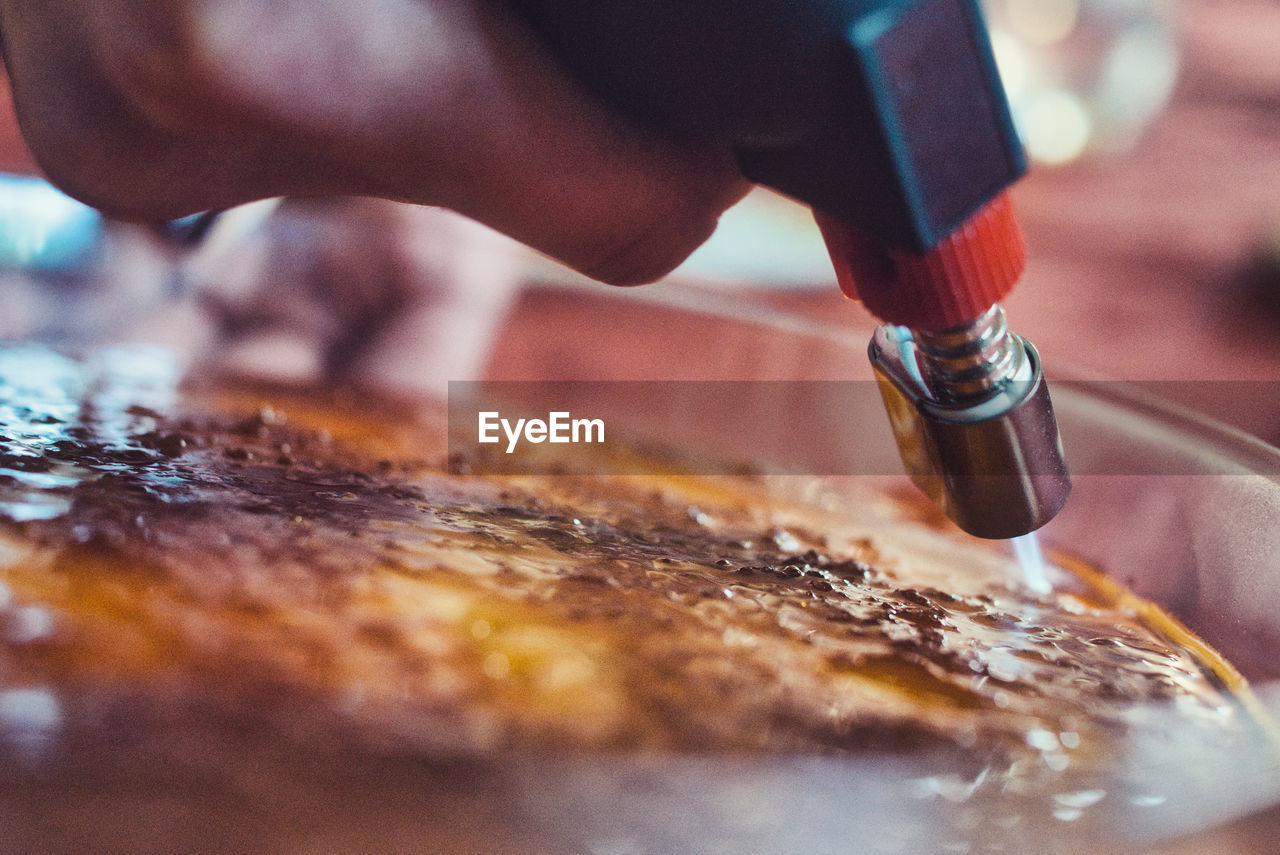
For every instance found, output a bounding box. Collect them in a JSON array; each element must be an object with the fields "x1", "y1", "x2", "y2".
[{"x1": 816, "y1": 192, "x2": 1026, "y2": 331}]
